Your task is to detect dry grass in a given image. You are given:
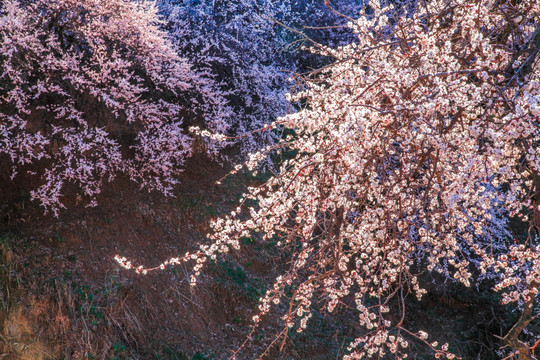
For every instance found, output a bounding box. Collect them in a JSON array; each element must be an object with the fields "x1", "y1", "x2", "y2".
[{"x1": 0, "y1": 233, "x2": 151, "y2": 360}]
